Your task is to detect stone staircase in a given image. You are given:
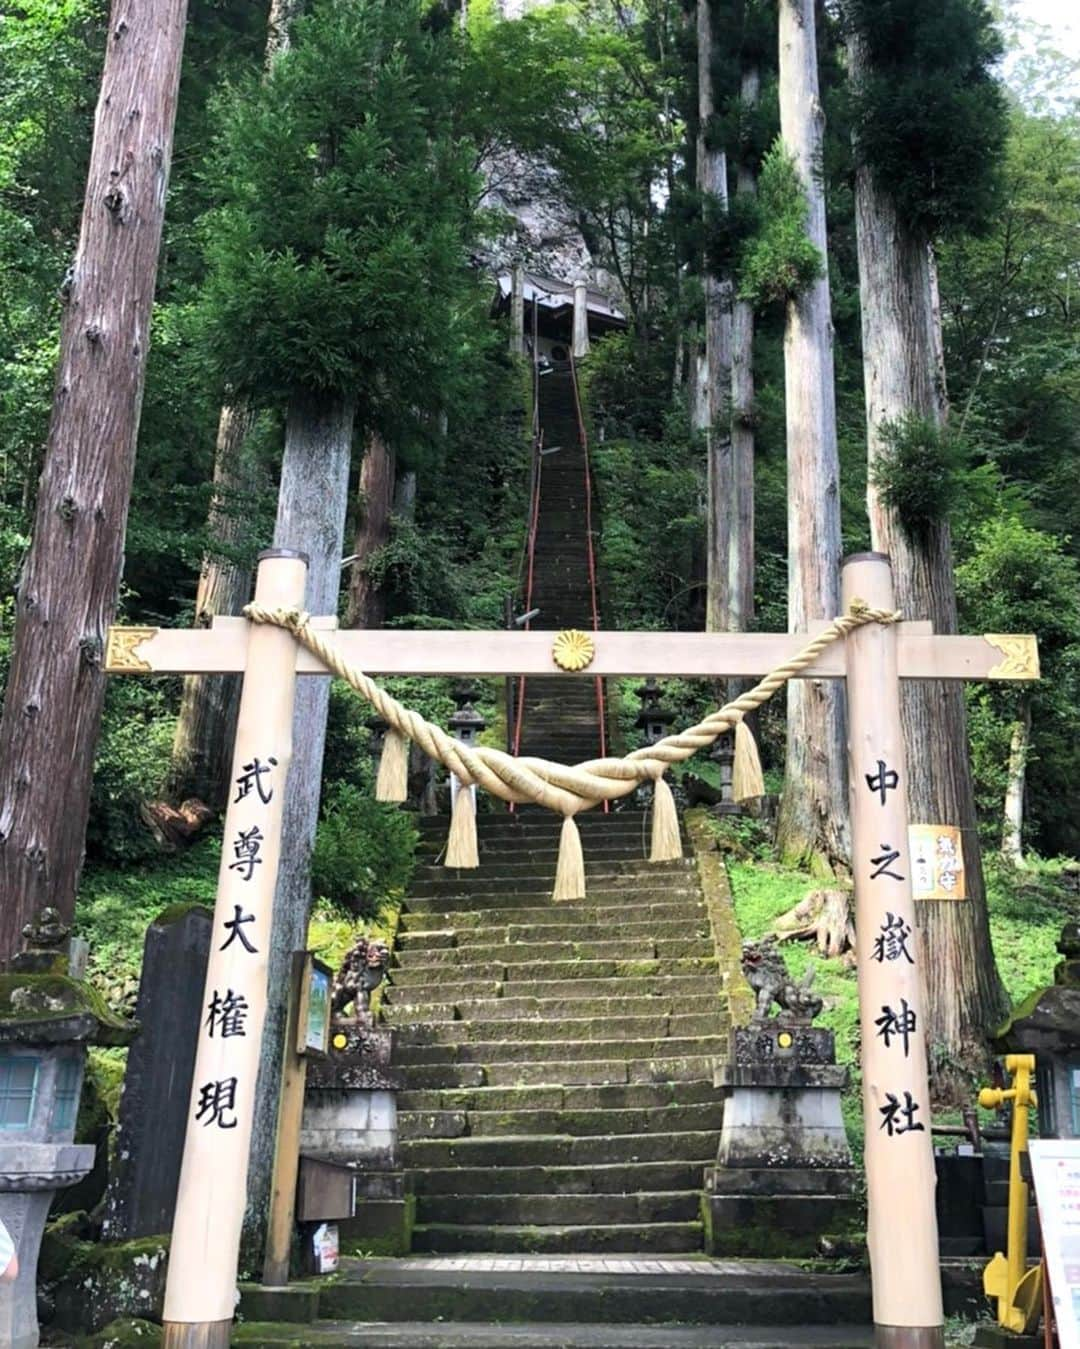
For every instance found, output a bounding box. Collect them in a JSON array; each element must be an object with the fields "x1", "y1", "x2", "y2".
[
  {"x1": 516, "y1": 366, "x2": 607, "y2": 766},
  {"x1": 383, "y1": 810, "x2": 729, "y2": 1254}
]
